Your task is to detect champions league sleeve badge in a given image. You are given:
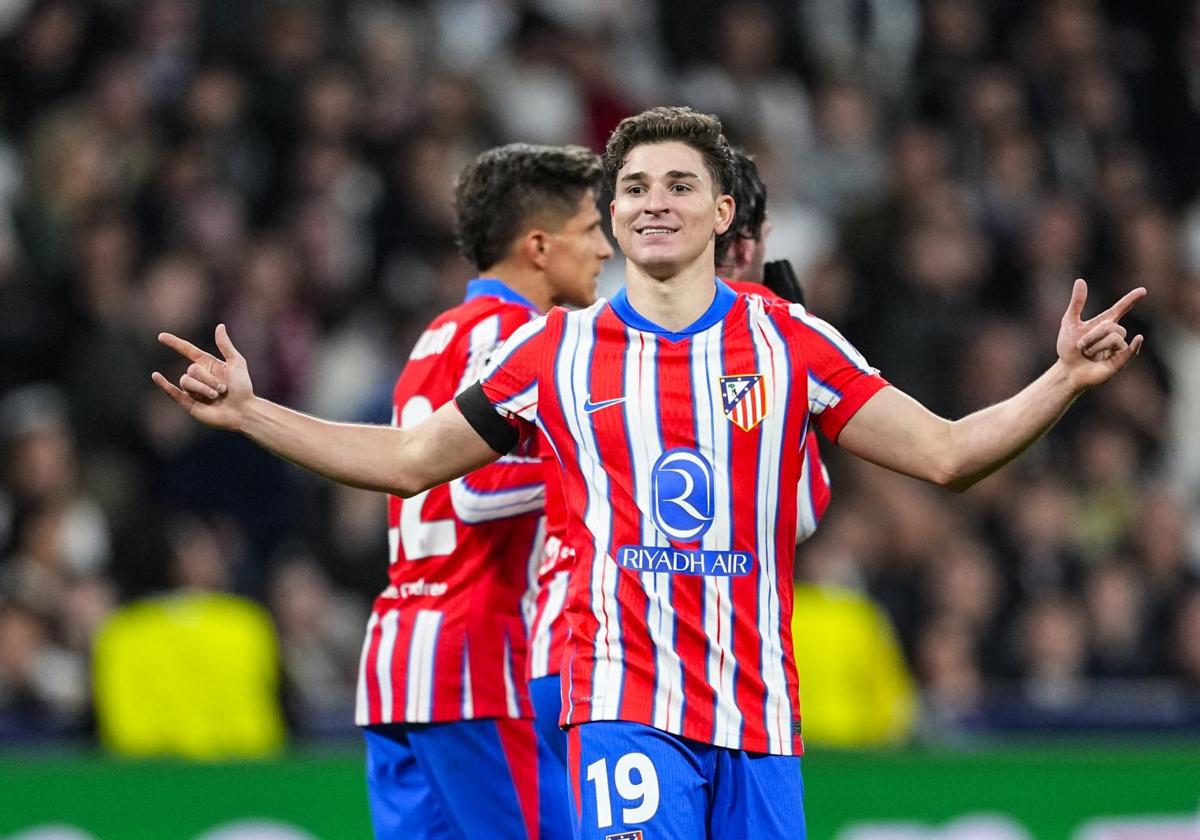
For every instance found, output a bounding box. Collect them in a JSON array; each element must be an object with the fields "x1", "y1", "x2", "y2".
[{"x1": 719, "y1": 373, "x2": 768, "y2": 431}]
